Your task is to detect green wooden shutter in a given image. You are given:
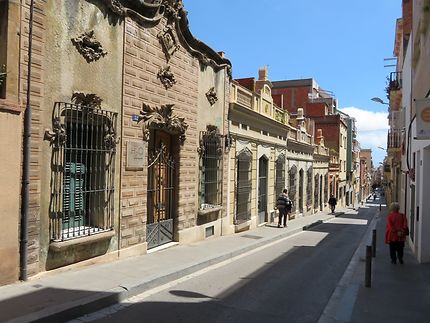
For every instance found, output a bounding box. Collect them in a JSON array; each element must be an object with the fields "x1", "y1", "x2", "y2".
[{"x1": 63, "y1": 162, "x2": 86, "y2": 229}]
